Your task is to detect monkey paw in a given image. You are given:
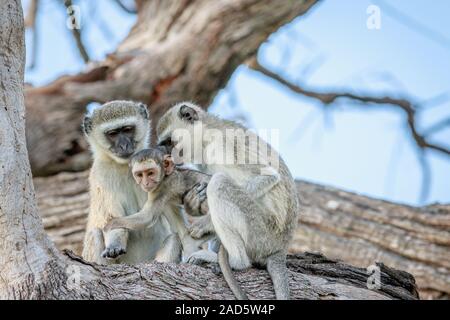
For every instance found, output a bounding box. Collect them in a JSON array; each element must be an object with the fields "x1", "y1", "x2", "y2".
[
  {"x1": 188, "y1": 216, "x2": 212, "y2": 239},
  {"x1": 183, "y1": 182, "x2": 208, "y2": 216},
  {"x1": 186, "y1": 250, "x2": 218, "y2": 266},
  {"x1": 101, "y1": 245, "x2": 126, "y2": 259}
]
